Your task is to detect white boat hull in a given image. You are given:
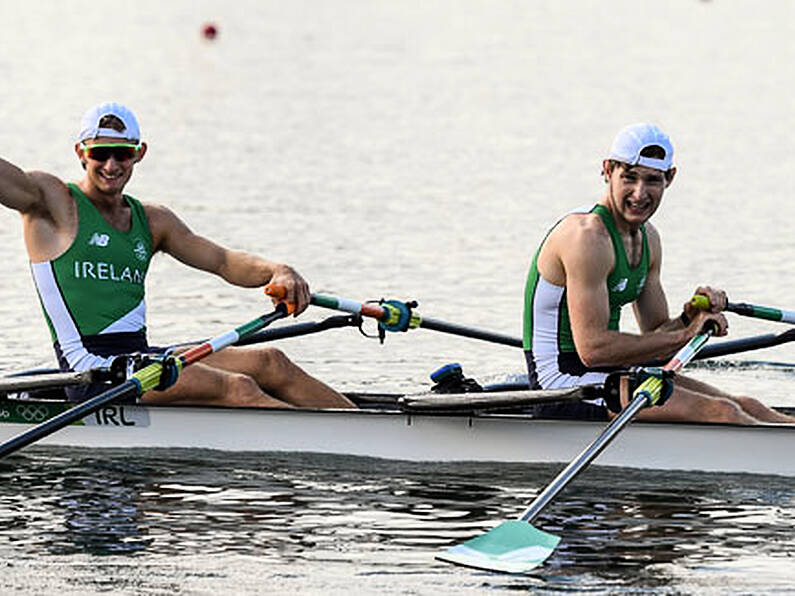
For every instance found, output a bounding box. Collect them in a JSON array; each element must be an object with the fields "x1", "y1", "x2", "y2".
[{"x1": 2, "y1": 401, "x2": 794, "y2": 477}]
